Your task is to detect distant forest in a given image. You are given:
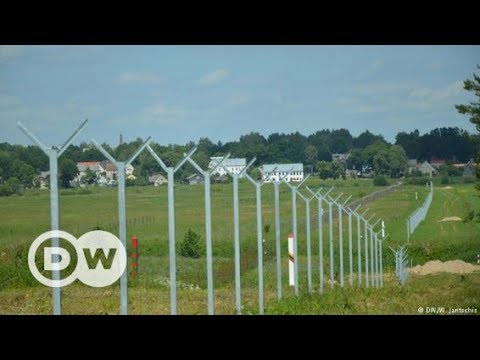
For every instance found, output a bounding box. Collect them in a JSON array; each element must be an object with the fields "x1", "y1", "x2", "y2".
[{"x1": 0, "y1": 127, "x2": 478, "y2": 193}]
